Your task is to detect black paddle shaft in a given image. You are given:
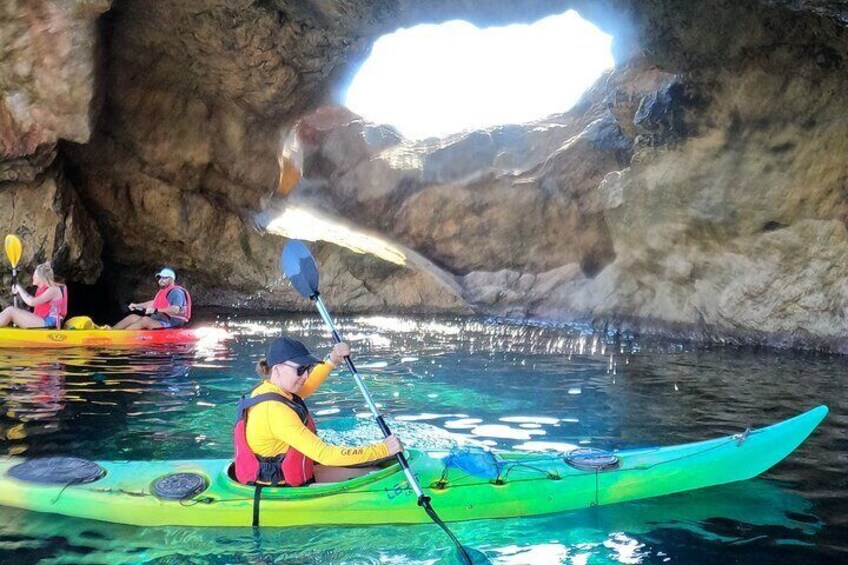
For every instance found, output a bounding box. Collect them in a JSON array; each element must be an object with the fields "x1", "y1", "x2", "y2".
[{"x1": 11, "y1": 266, "x2": 17, "y2": 309}]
